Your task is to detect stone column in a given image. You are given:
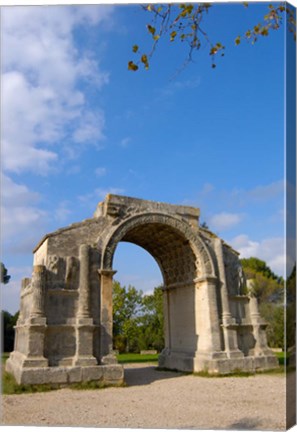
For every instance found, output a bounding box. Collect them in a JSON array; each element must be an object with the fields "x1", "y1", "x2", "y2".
[
  {"x1": 214, "y1": 239, "x2": 243, "y2": 358},
  {"x1": 249, "y1": 295, "x2": 271, "y2": 356},
  {"x1": 73, "y1": 245, "x2": 97, "y2": 366},
  {"x1": 98, "y1": 269, "x2": 117, "y2": 364},
  {"x1": 30, "y1": 265, "x2": 46, "y2": 322},
  {"x1": 195, "y1": 276, "x2": 224, "y2": 356},
  {"x1": 77, "y1": 244, "x2": 92, "y2": 319},
  {"x1": 25, "y1": 265, "x2": 48, "y2": 367},
  {"x1": 158, "y1": 286, "x2": 171, "y2": 368}
]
